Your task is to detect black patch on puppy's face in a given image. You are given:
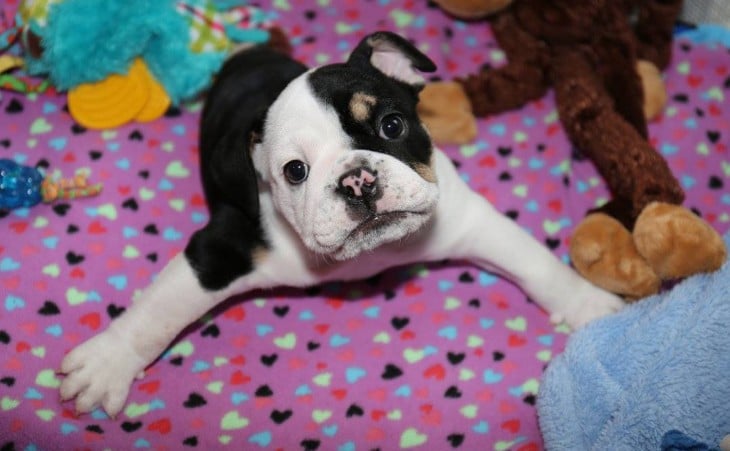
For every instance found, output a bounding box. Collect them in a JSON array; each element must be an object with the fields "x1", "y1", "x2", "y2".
[
  {"x1": 307, "y1": 31, "x2": 437, "y2": 176},
  {"x1": 308, "y1": 64, "x2": 433, "y2": 173}
]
